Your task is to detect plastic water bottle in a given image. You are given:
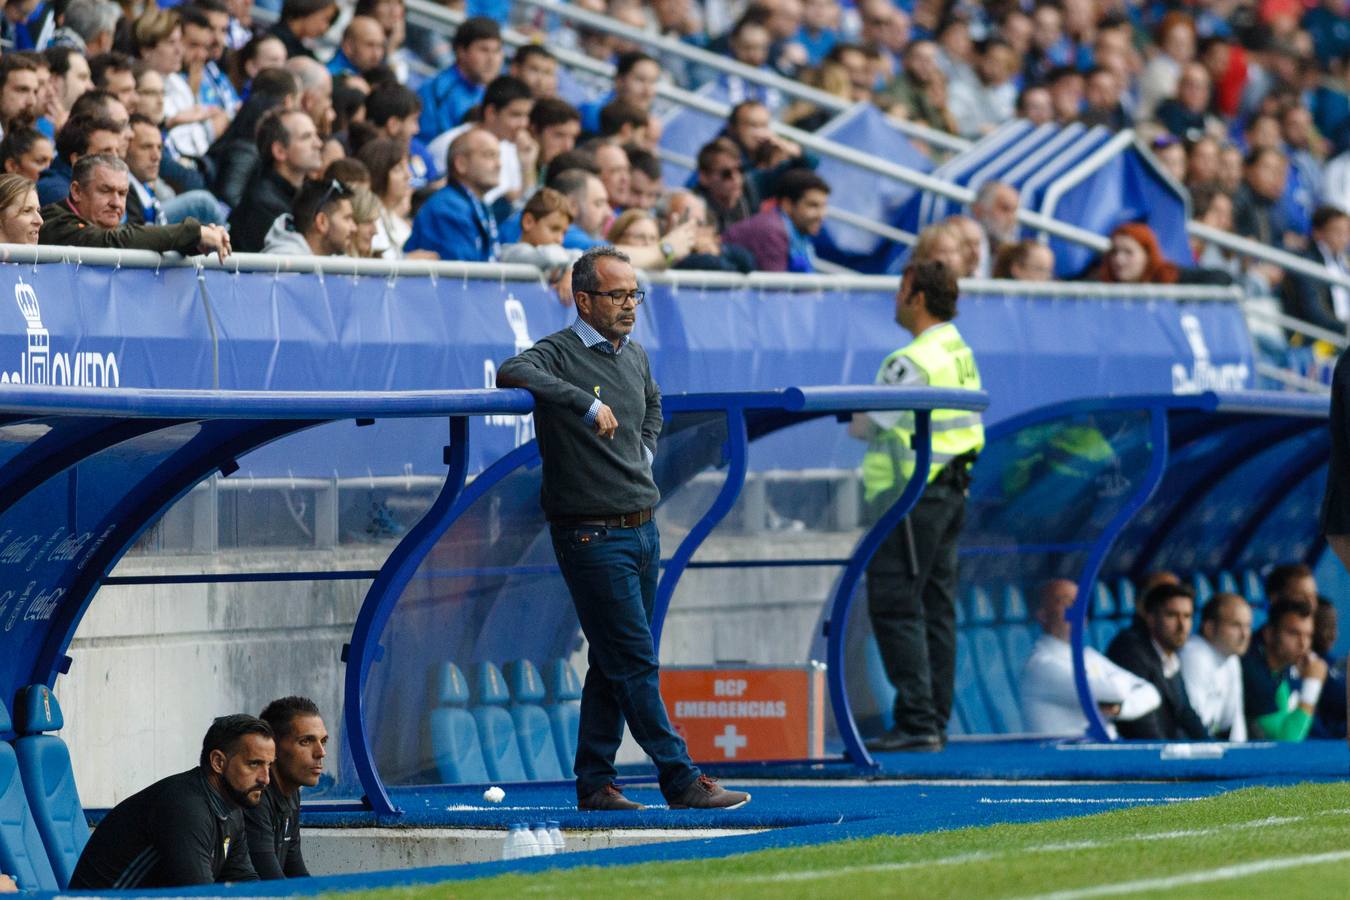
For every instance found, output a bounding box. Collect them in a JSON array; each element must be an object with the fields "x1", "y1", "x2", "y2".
[
  {"x1": 502, "y1": 824, "x2": 527, "y2": 860},
  {"x1": 547, "y1": 819, "x2": 565, "y2": 854},
  {"x1": 532, "y1": 822, "x2": 553, "y2": 855},
  {"x1": 517, "y1": 822, "x2": 540, "y2": 857}
]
